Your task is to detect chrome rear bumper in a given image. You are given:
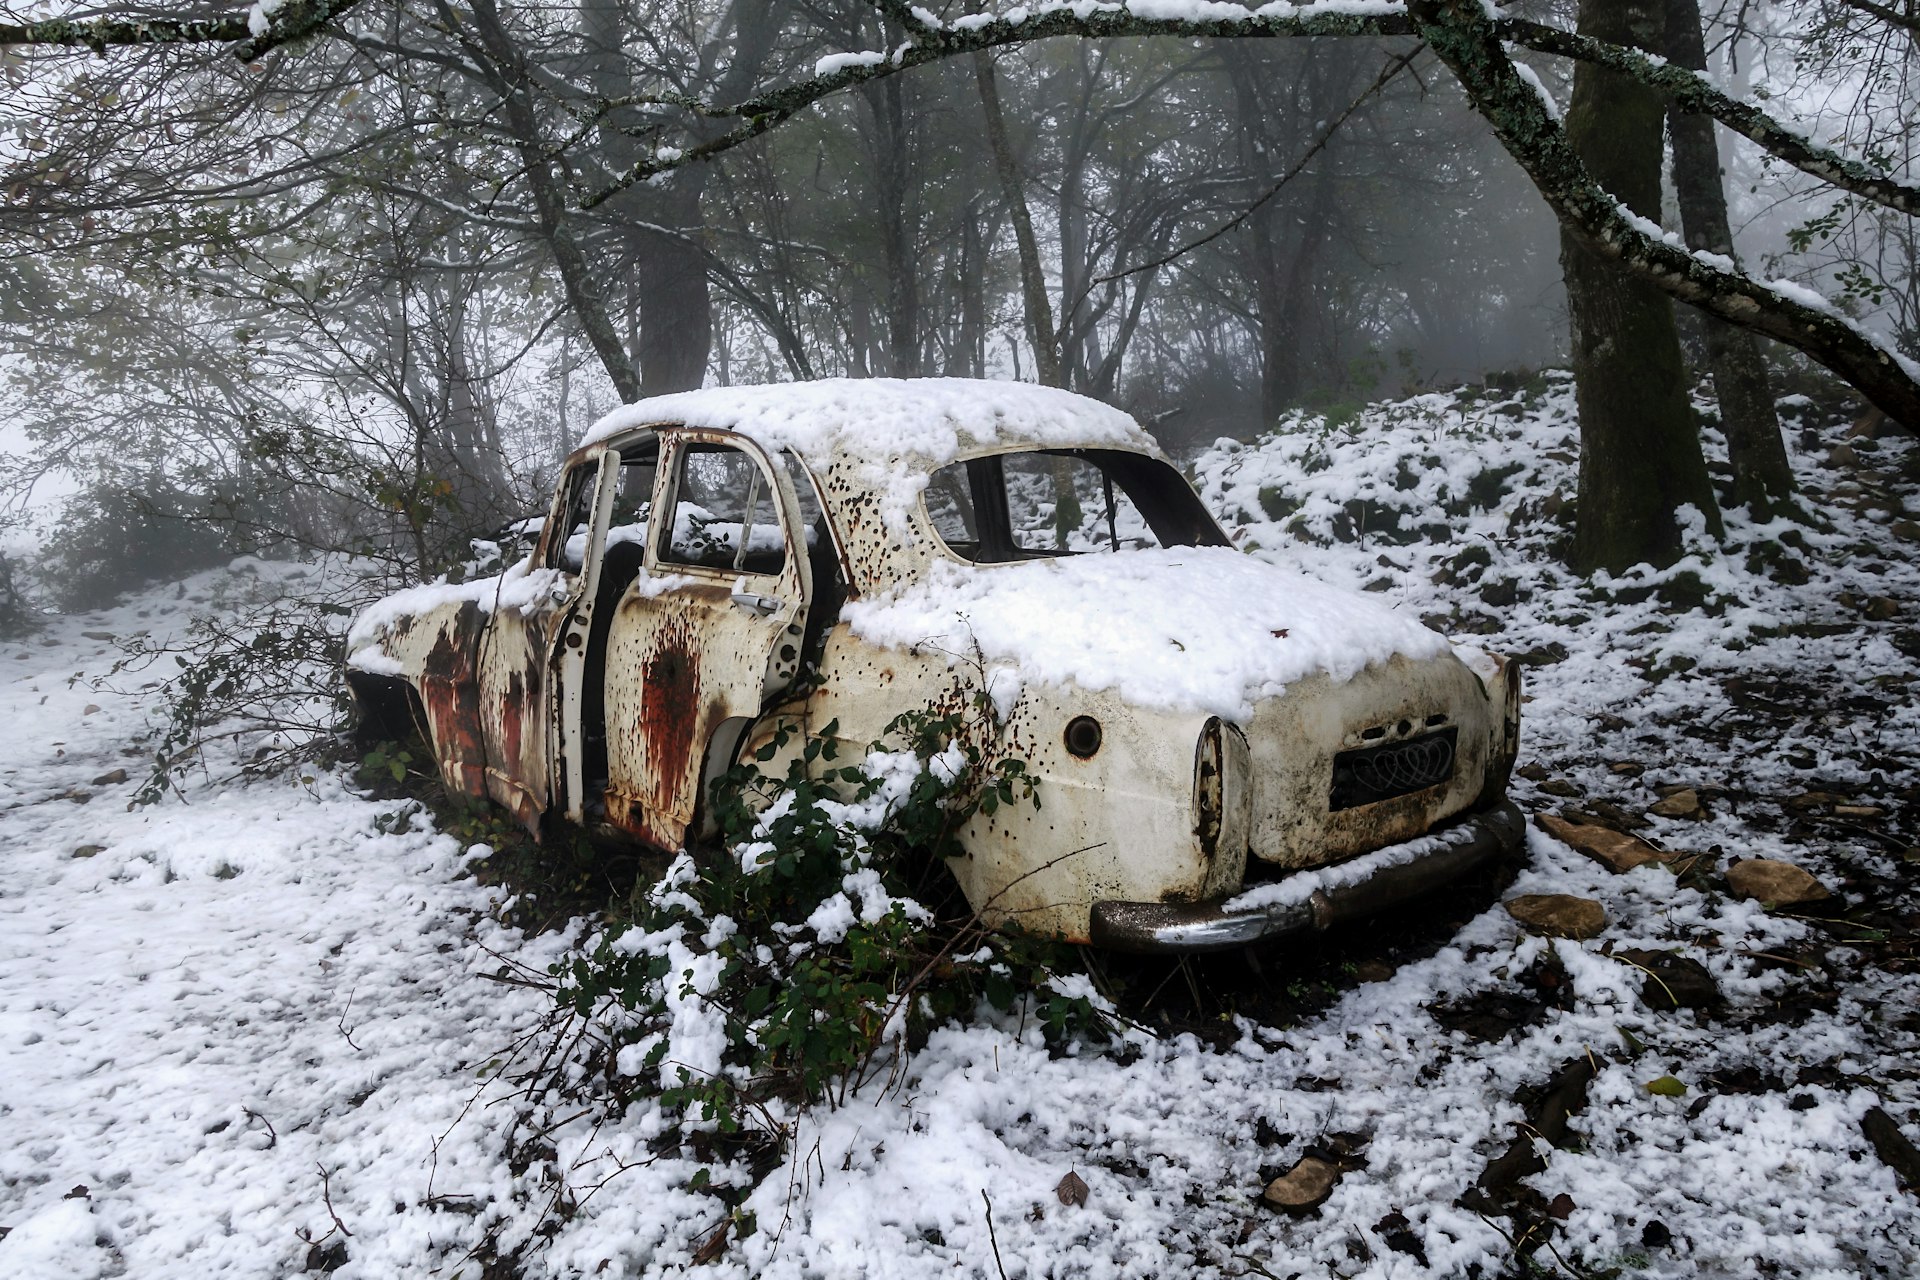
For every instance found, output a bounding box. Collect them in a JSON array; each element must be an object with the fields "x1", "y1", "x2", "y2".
[{"x1": 1087, "y1": 800, "x2": 1525, "y2": 953}]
